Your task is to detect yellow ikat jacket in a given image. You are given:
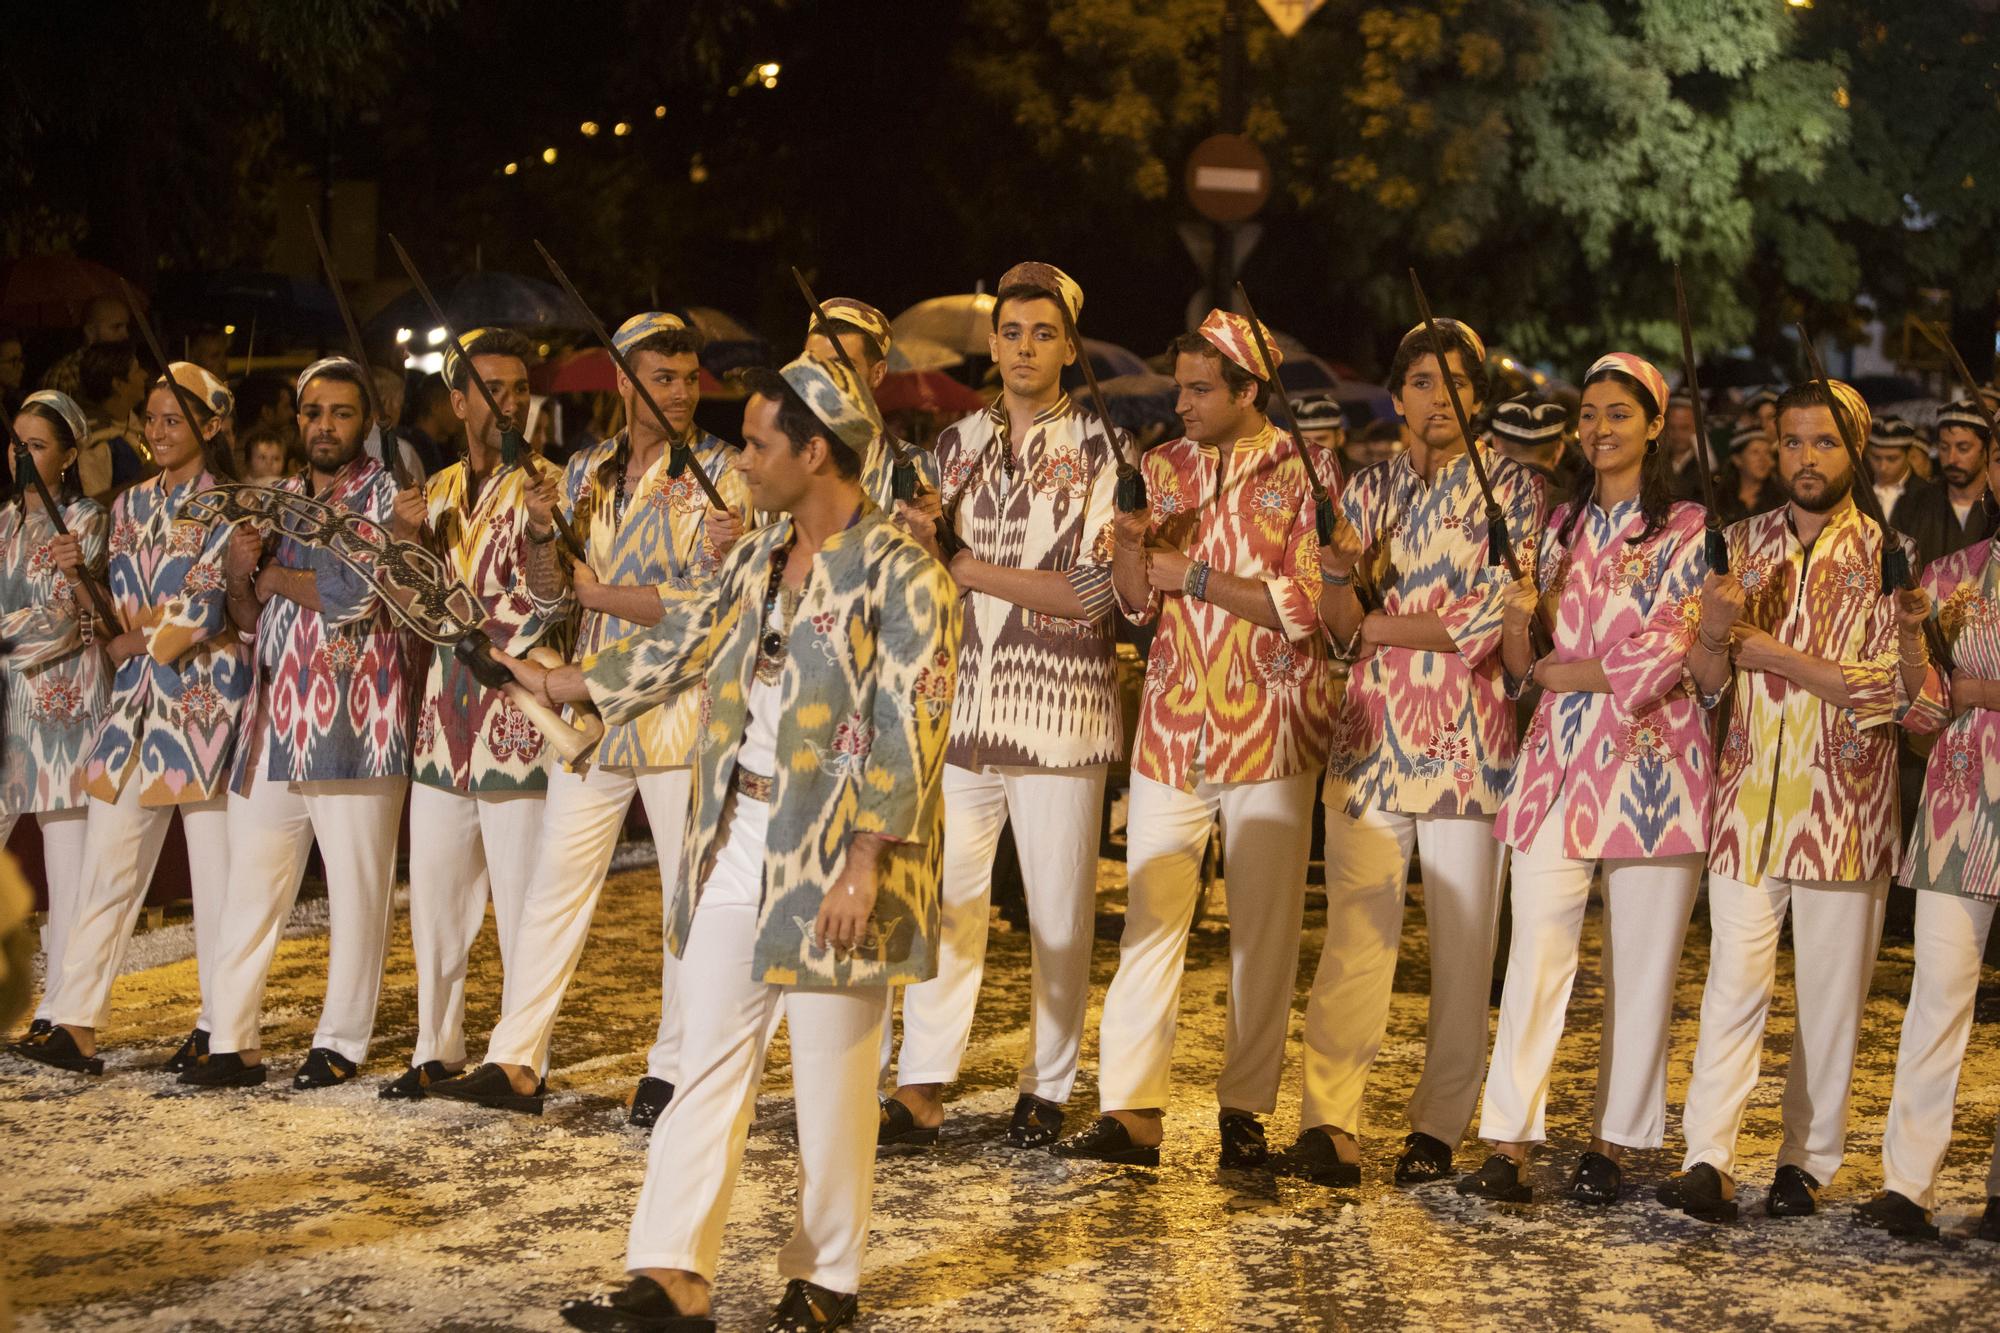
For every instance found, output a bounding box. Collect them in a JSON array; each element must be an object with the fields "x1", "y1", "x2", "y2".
[{"x1": 581, "y1": 500, "x2": 960, "y2": 988}]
